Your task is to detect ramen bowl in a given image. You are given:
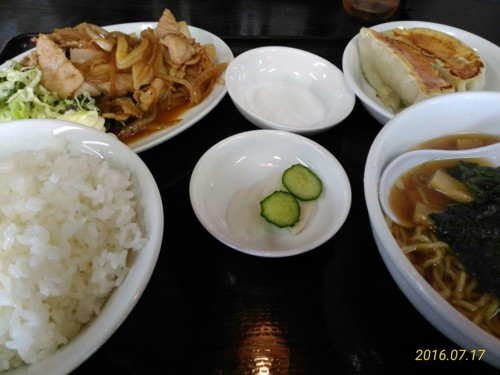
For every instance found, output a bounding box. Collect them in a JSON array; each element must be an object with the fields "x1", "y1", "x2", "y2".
[
  {"x1": 364, "y1": 91, "x2": 500, "y2": 369},
  {"x1": 0, "y1": 119, "x2": 163, "y2": 374},
  {"x1": 225, "y1": 46, "x2": 355, "y2": 134}
]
